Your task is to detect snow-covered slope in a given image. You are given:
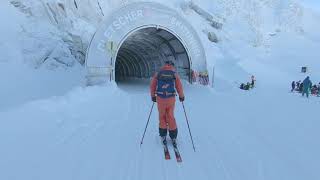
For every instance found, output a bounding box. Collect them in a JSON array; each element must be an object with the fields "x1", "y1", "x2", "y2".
[
  {"x1": 0, "y1": 1, "x2": 85, "y2": 110},
  {"x1": 0, "y1": 0, "x2": 320, "y2": 180},
  {"x1": 1, "y1": 83, "x2": 320, "y2": 180}
]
